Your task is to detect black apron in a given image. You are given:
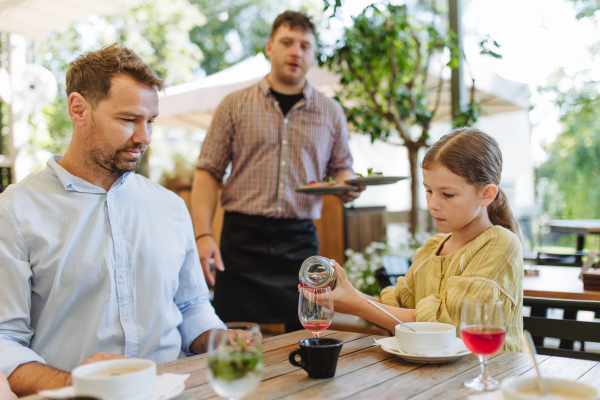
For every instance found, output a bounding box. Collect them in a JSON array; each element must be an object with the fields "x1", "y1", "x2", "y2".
[{"x1": 212, "y1": 211, "x2": 319, "y2": 325}]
